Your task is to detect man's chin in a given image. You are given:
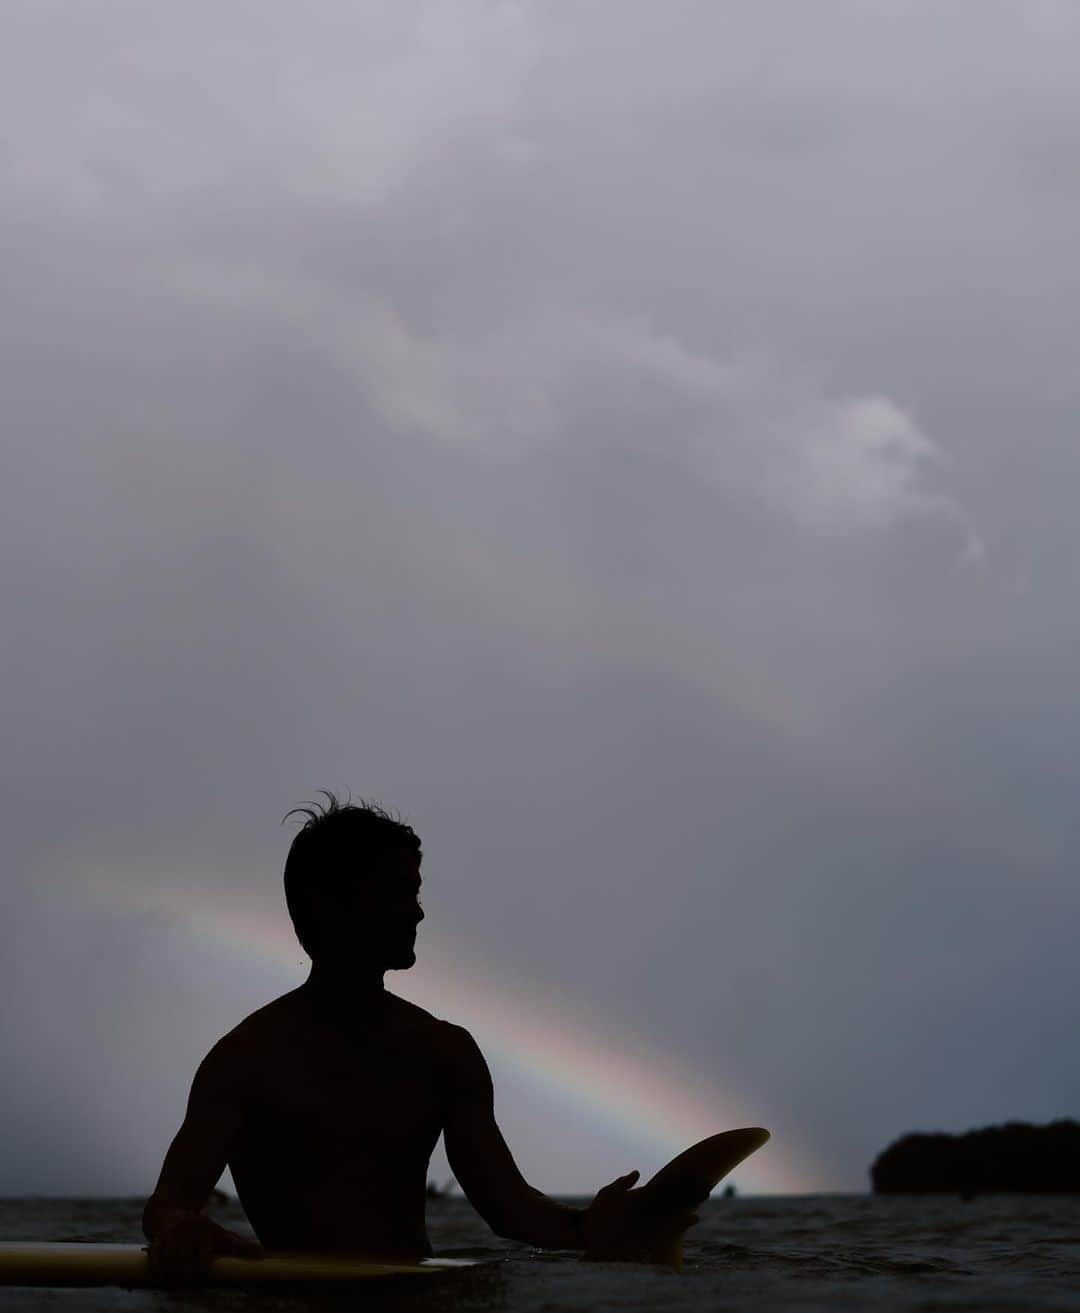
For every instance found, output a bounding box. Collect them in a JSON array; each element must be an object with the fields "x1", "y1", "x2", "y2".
[{"x1": 387, "y1": 948, "x2": 417, "y2": 971}]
